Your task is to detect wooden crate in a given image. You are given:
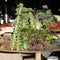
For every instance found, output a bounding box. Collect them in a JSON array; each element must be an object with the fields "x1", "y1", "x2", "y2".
[
  {"x1": 0, "y1": 53, "x2": 21, "y2": 60},
  {"x1": 0, "y1": 50, "x2": 42, "y2": 60},
  {"x1": 0, "y1": 53, "x2": 35, "y2": 60}
]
